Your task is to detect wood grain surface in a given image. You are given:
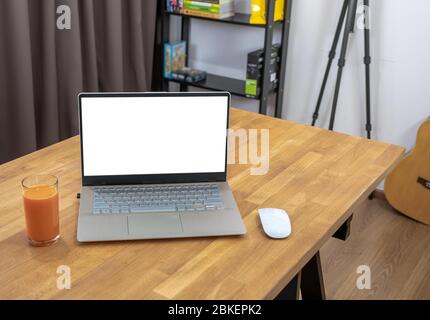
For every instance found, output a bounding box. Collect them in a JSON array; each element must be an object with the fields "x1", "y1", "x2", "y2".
[
  {"x1": 322, "y1": 198, "x2": 430, "y2": 299},
  {"x1": 0, "y1": 108, "x2": 404, "y2": 299}
]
